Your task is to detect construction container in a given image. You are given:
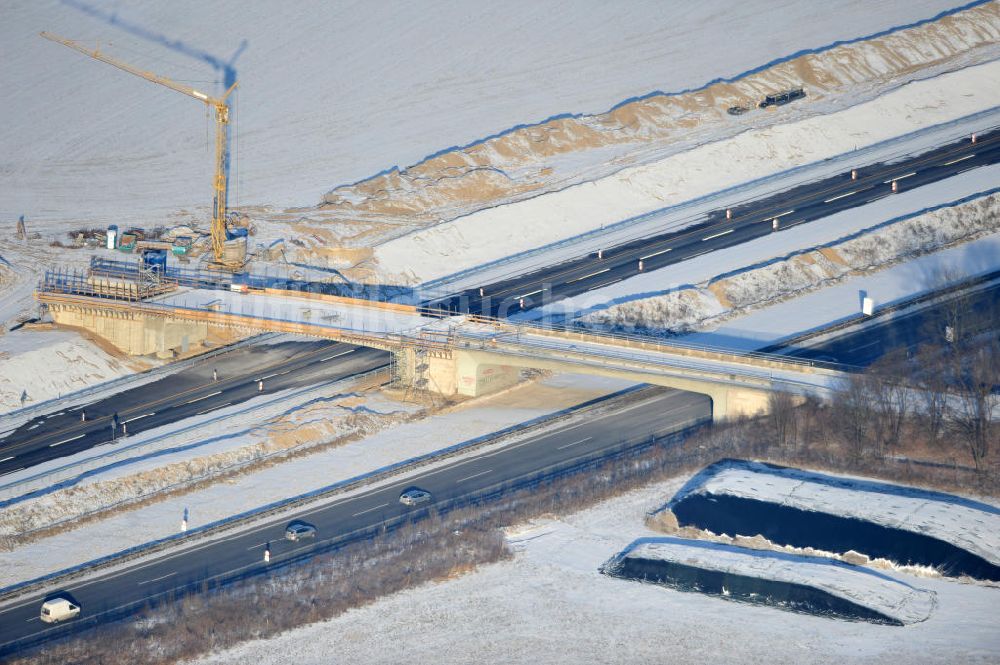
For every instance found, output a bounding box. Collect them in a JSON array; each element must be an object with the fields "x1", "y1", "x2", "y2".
[
  {"x1": 118, "y1": 233, "x2": 137, "y2": 252},
  {"x1": 142, "y1": 249, "x2": 168, "y2": 273}
]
